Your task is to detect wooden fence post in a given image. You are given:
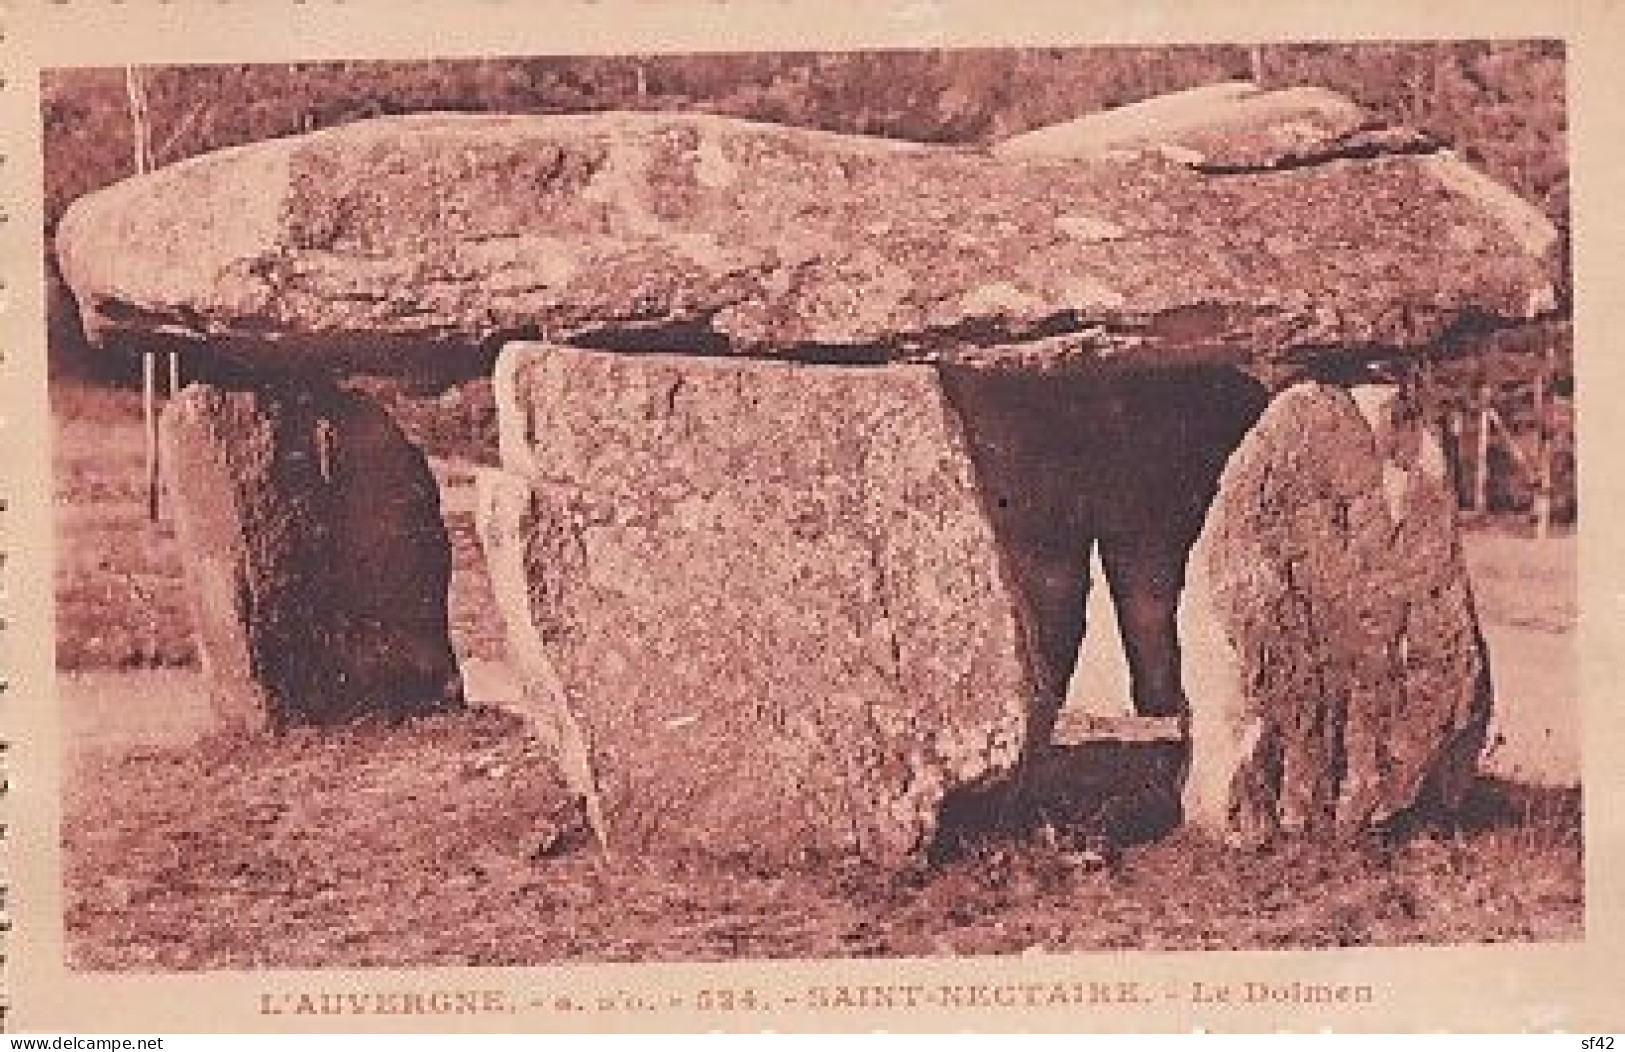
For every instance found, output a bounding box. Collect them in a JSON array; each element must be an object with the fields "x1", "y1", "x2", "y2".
[
  {"x1": 143, "y1": 351, "x2": 160, "y2": 523},
  {"x1": 1474, "y1": 383, "x2": 1492, "y2": 515},
  {"x1": 1533, "y1": 346, "x2": 1554, "y2": 539}
]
